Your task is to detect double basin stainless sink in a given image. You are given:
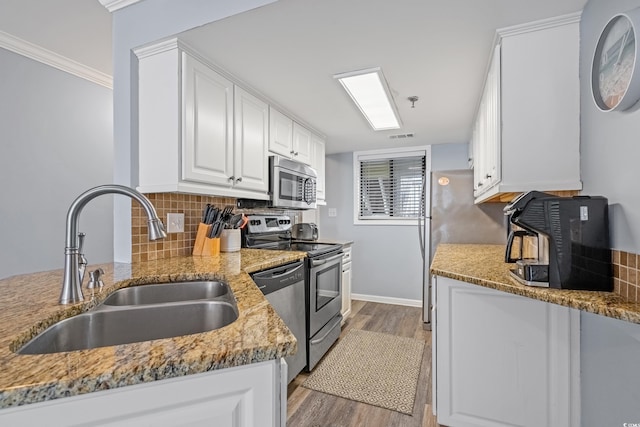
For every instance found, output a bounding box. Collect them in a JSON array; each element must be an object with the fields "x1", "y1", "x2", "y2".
[{"x1": 18, "y1": 281, "x2": 239, "y2": 355}]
